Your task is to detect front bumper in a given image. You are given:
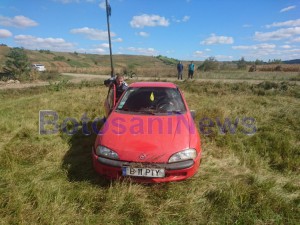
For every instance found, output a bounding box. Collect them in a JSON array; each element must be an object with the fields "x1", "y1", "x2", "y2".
[{"x1": 92, "y1": 147, "x2": 201, "y2": 183}]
